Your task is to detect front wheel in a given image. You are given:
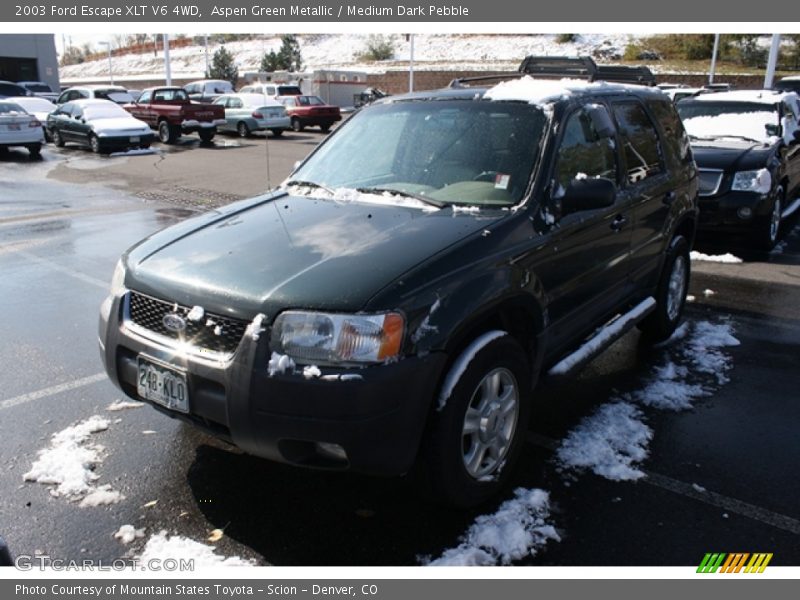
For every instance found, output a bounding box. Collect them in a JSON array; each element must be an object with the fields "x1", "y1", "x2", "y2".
[
  {"x1": 158, "y1": 121, "x2": 178, "y2": 144},
  {"x1": 639, "y1": 234, "x2": 690, "y2": 343},
  {"x1": 756, "y1": 185, "x2": 783, "y2": 251},
  {"x1": 236, "y1": 121, "x2": 250, "y2": 138},
  {"x1": 89, "y1": 134, "x2": 101, "y2": 154},
  {"x1": 416, "y1": 334, "x2": 531, "y2": 508},
  {"x1": 52, "y1": 129, "x2": 65, "y2": 147},
  {"x1": 291, "y1": 118, "x2": 303, "y2": 132}
]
